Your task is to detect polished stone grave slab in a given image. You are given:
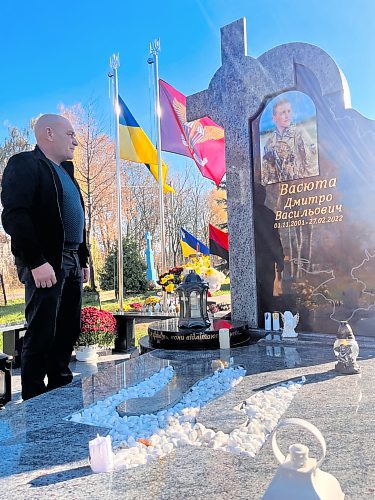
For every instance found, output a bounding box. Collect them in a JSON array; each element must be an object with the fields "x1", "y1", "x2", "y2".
[
  {"x1": 116, "y1": 351, "x2": 232, "y2": 416},
  {"x1": 148, "y1": 318, "x2": 251, "y2": 349},
  {"x1": 0, "y1": 338, "x2": 374, "y2": 499}
]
